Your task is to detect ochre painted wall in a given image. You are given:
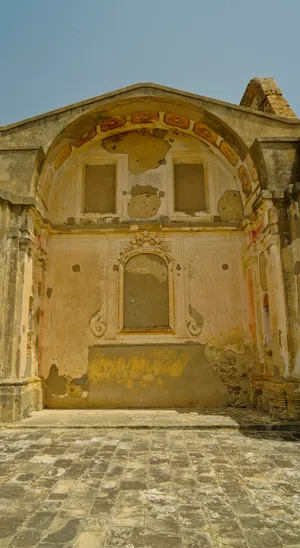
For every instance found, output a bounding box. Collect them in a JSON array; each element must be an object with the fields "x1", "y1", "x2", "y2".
[{"x1": 42, "y1": 230, "x2": 251, "y2": 409}]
